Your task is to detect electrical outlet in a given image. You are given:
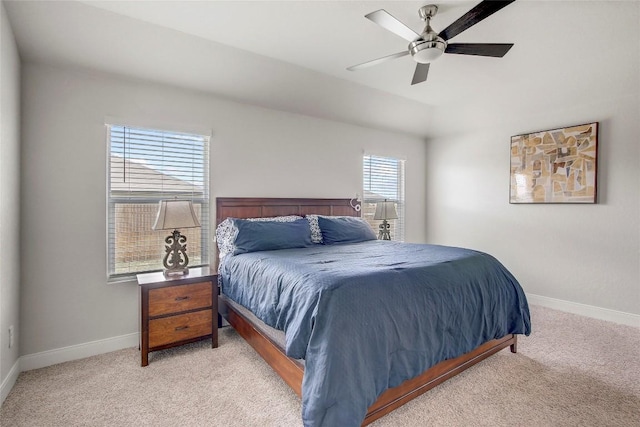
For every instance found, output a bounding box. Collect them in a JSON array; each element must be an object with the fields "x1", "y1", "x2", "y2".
[{"x1": 8, "y1": 325, "x2": 14, "y2": 349}]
